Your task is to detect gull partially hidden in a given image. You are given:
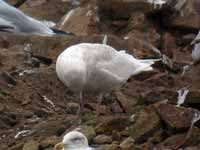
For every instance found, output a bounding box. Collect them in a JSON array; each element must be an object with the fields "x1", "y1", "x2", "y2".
[
  {"x1": 191, "y1": 0, "x2": 200, "y2": 45},
  {"x1": 55, "y1": 131, "x2": 92, "y2": 150},
  {"x1": 192, "y1": 39, "x2": 200, "y2": 63},
  {"x1": 182, "y1": 30, "x2": 200, "y2": 75},
  {"x1": 146, "y1": 0, "x2": 166, "y2": 9},
  {"x1": 56, "y1": 43, "x2": 159, "y2": 115},
  {"x1": 181, "y1": 37, "x2": 200, "y2": 75},
  {"x1": 191, "y1": 31, "x2": 200, "y2": 45},
  {"x1": 0, "y1": 0, "x2": 74, "y2": 36},
  {"x1": 189, "y1": 31, "x2": 200, "y2": 63},
  {"x1": 182, "y1": 39, "x2": 200, "y2": 76}
]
